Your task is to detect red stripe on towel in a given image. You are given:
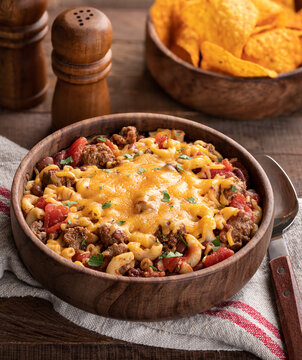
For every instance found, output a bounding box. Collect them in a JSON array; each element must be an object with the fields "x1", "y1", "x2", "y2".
[
  {"x1": 204, "y1": 309, "x2": 286, "y2": 359},
  {"x1": 0, "y1": 186, "x2": 10, "y2": 200},
  {"x1": 219, "y1": 301, "x2": 282, "y2": 340},
  {"x1": 0, "y1": 200, "x2": 10, "y2": 216}
]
